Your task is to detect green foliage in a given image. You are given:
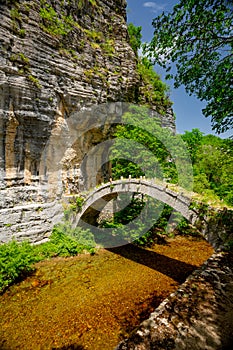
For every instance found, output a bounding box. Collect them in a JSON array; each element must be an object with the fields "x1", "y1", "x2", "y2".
[
  {"x1": 10, "y1": 52, "x2": 30, "y2": 66},
  {"x1": 101, "y1": 196, "x2": 160, "y2": 244},
  {"x1": 194, "y1": 136, "x2": 233, "y2": 206},
  {"x1": 40, "y1": 1, "x2": 75, "y2": 36},
  {"x1": 10, "y1": 7, "x2": 21, "y2": 20},
  {"x1": 181, "y1": 128, "x2": 204, "y2": 163},
  {"x1": 147, "y1": 0, "x2": 233, "y2": 134},
  {"x1": 9, "y1": 53, "x2": 41, "y2": 87},
  {"x1": 110, "y1": 105, "x2": 193, "y2": 190},
  {"x1": 137, "y1": 57, "x2": 172, "y2": 113},
  {"x1": 77, "y1": 0, "x2": 85, "y2": 10},
  {"x1": 9, "y1": 2, "x2": 29, "y2": 37},
  {"x1": 84, "y1": 29, "x2": 104, "y2": 42},
  {"x1": 127, "y1": 23, "x2": 142, "y2": 55},
  {"x1": 0, "y1": 241, "x2": 38, "y2": 293},
  {"x1": 9, "y1": 53, "x2": 42, "y2": 88},
  {"x1": 35, "y1": 224, "x2": 96, "y2": 259},
  {"x1": 63, "y1": 197, "x2": 85, "y2": 221},
  {"x1": 0, "y1": 224, "x2": 96, "y2": 293},
  {"x1": 182, "y1": 129, "x2": 233, "y2": 206},
  {"x1": 101, "y1": 198, "x2": 198, "y2": 247},
  {"x1": 75, "y1": 0, "x2": 97, "y2": 9},
  {"x1": 28, "y1": 74, "x2": 42, "y2": 89},
  {"x1": 100, "y1": 39, "x2": 115, "y2": 56},
  {"x1": 89, "y1": 0, "x2": 97, "y2": 5},
  {"x1": 111, "y1": 106, "x2": 166, "y2": 179},
  {"x1": 18, "y1": 28, "x2": 26, "y2": 37},
  {"x1": 114, "y1": 197, "x2": 145, "y2": 225},
  {"x1": 83, "y1": 65, "x2": 107, "y2": 84},
  {"x1": 75, "y1": 196, "x2": 84, "y2": 211},
  {"x1": 127, "y1": 23, "x2": 171, "y2": 112}
]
